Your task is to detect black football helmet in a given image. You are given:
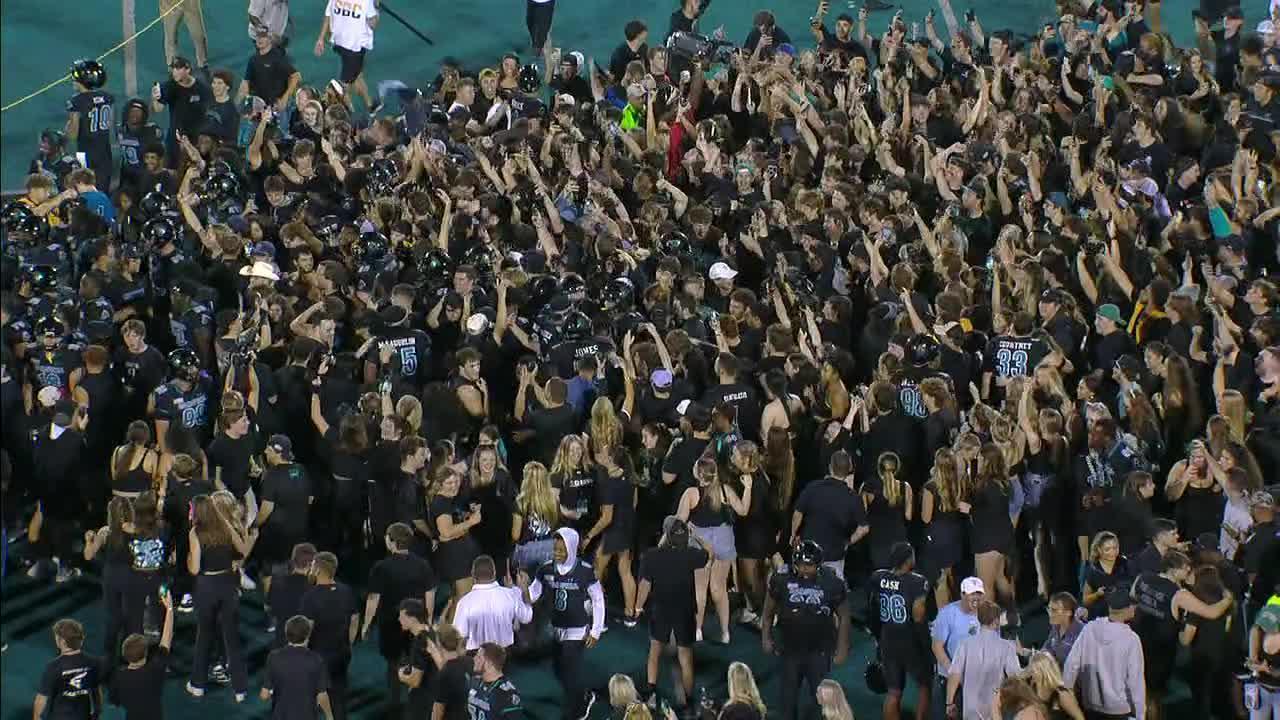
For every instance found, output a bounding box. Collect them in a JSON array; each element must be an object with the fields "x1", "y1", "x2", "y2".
[
  {"x1": 357, "y1": 231, "x2": 390, "y2": 264},
  {"x1": 792, "y1": 540, "x2": 823, "y2": 566},
  {"x1": 313, "y1": 214, "x2": 344, "y2": 244},
  {"x1": 660, "y1": 230, "x2": 692, "y2": 258},
  {"x1": 563, "y1": 311, "x2": 591, "y2": 340},
  {"x1": 71, "y1": 59, "x2": 107, "y2": 89},
  {"x1": 1, "y1": 201, "x2": 34, "y2": 231},
  {"x1": 168, "y1": 347, "x2": 200, "y2": 381},
  {"x1": 601, "y1": 277, "x2": 635, "y2": 313},
  {"x1": 8, "y1": 211, "x2": 47, "y2": 239},
  {"x1": 560, "y1": 274, "x2": 587, "y2": 300},
  {"x1": 518, "y1": 64, "x2": 541, "y2": 94},
  {"x1": 417, "y1": 249, "x2": 454, "y2": 286},
  {"x1": 204, "y1": 170, "x2": 242, "y2": 201},
  {"x1": 141, "y1": 217, "x2": 178, "y2": 248},
  {"x1": 21, "y1": 265, "x2": 59, "y2": 294},
  {"x1": 139, "y1": 191, "x2": 176, "y2": 219},
  {"x1": 905, "y1": 333, "x2": 940, "y2": 367},
  {"x1": 35, "y1": 315, "x2": 63, "y2": 338}
]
